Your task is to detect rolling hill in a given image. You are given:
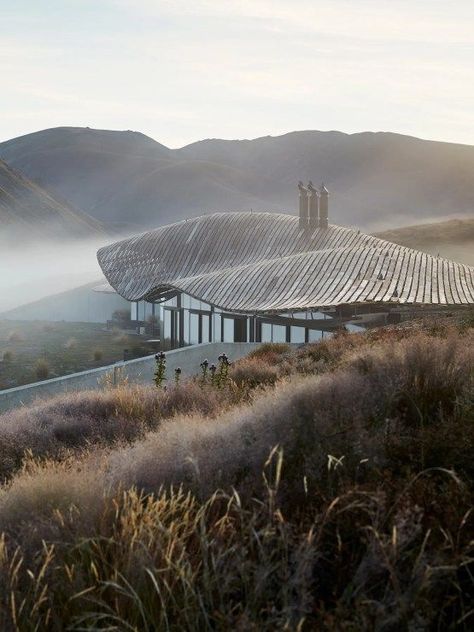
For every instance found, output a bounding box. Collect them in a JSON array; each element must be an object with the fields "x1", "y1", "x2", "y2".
[
  {"x1": 1, "y1": 127, "x2": 473, "y2": 232},
  {"x1": 376, "y1": 217, "x2": 474, "y2": 266},
  {"x1": 0, "y1": 158, "x2": 104, "y2": 241}
]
